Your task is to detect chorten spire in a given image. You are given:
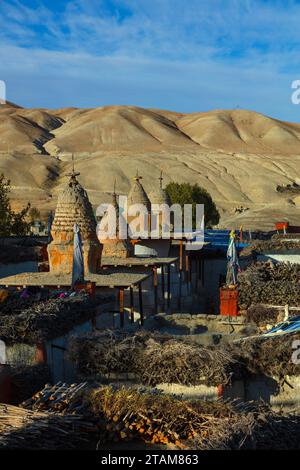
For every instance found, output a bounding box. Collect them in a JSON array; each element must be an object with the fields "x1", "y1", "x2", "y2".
[
  {"x1": 159, "y1": 170, "x2": 163, "y2": 189},
  {"x1": 134, "y1": 169, "x2": 142, "y2": 182},
  {"x1": 66, "y1": 154, "x2": 80, "y2": 178}
]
